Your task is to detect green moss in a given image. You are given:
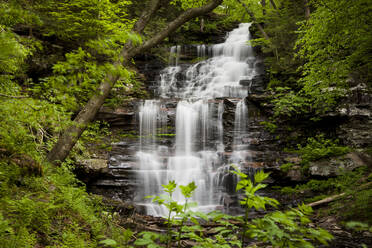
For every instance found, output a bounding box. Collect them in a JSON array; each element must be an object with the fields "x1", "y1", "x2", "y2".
[
  {"x1": 280, "y1": 162, "x2": 294, "y2": 173},
  {"x1": 156, "y1": 133, "x2": 176, "y2": 137},
  {"x1": 260, "y1": 121, "x2": 277, "y2": 134}
]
